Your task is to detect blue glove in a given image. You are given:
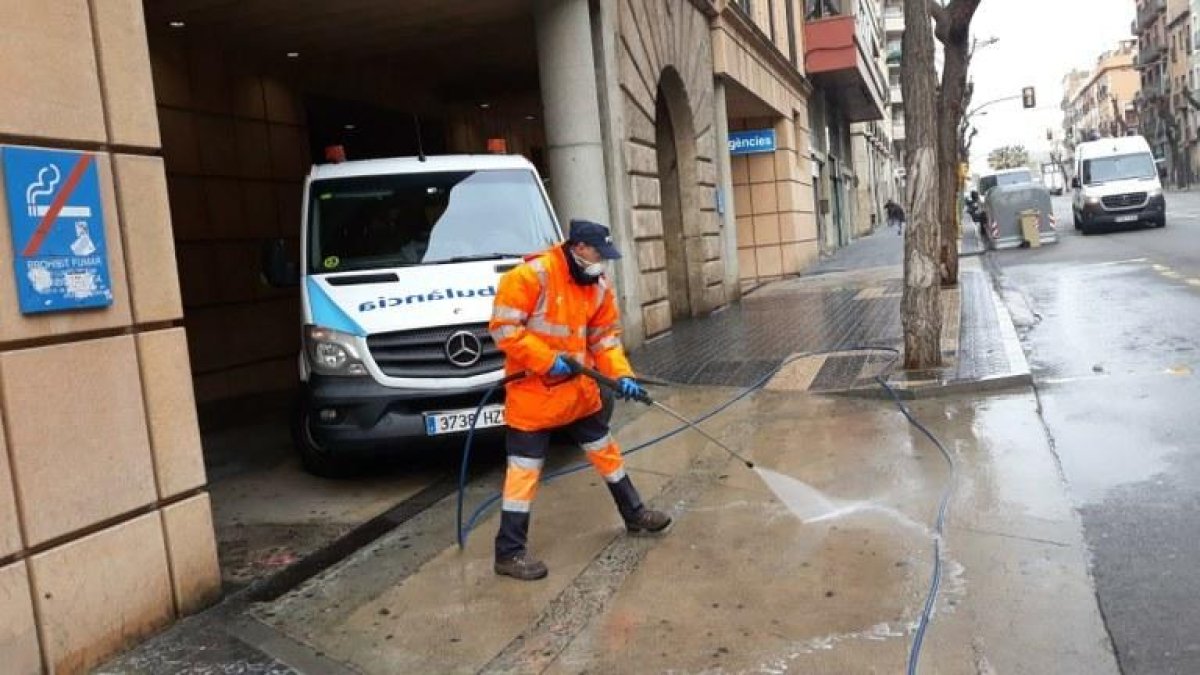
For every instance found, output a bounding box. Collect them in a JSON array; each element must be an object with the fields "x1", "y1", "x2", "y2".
[
  {"x1": 548, "y1": 355, "x2": 573, "y2": 377},
  {"x1": 618, "y1": 377, "x2": 647, "y2": 402}
]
